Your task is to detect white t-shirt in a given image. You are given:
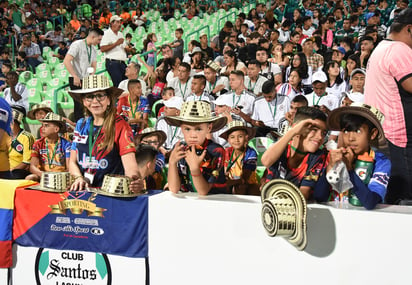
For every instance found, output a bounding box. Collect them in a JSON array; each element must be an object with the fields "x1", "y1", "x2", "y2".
[
  {"x1": 100, "y1": 28, "x2": 127, "y2": 61},
  {"x1": 305, "y1": 92, "x2": 340, "y2": 111},
  {"x1": 66, "y1": 38, "x2": 97, "y2": 79},
  {"x1": 251, "y1": 95, "x2": 290, "y2": 129},
  {"x1": 326, "y1": 81, "x2": 347, "y2": 102},
  {"x1": 167, "y1": 77, "x2": 193, "y2": 99},
  {"x1": 244, "y1": 75, "x2": 268, "y2": 96},
  {"x1": 4, "y1": 83, "x2": 29, "y2": 113}
]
